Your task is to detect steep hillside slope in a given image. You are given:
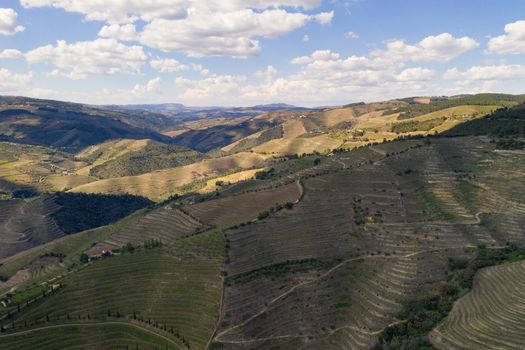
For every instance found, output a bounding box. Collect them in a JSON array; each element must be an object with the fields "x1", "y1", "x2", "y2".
[
  {"x1": 431, "y1": 259, "x2": 525, "y2": 349},
  {"x1": 1, "y1": 96, "x2": 181, "y2": 132},
  {"x1": 214, "y1": 96, "x2": 506, "y2": 157},
  {"x1": 209, "y1": 136, "x2": 525, "y2": 349},
  {"x1": 0, "y1": 193, "x2": 151, "y2": 260},
  {"x1": 1, "y1": 95, "x2": 525, "y2": 350},
  {"x1": 445, "y1": 102, "x2": 525, "y2": 136},
  {"x1": 384, "y1": 93, "x2": 525, "y2": 119},
  {"x1": 0, "y1": 195, "x2": 65, "y2": 260},
  {"x1": 76, "y1": 139, "x2": 203, "y2": 179},
  {"x1": 0, "y1": 97, "x2": 171, "y2": 150},
  {"x1": 172, "y1": 118, "x2": 281, "y2": 152},
  {"x1": 0, "y1": 231, "x2": 224, "y2": 350}
]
